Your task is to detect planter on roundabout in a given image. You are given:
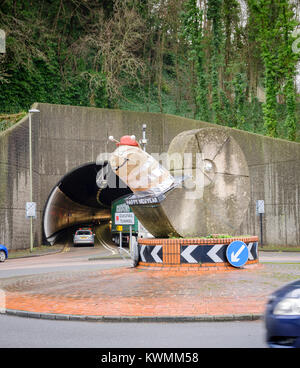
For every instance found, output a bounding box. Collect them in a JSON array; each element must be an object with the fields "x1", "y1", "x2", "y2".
[{"x1": 134, "y1": 236, "x2": 259, "y2": 271}]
